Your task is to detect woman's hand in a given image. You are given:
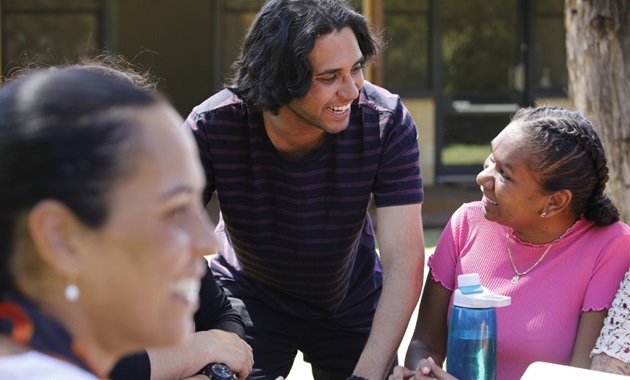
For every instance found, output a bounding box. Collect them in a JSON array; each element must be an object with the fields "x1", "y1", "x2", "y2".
[
  {"x1": 417, "y1": 357, "x2": 457, "y2": 379},
  {"x1": 388, "y1": 364, "x2": 418, "y2": 379},
  {"x1": 388, "y1": 357, "x2": 457, "y2": 380}
]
